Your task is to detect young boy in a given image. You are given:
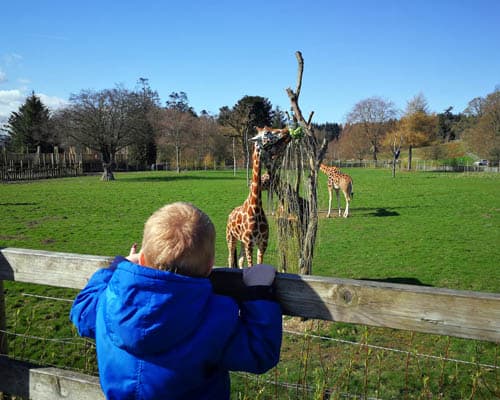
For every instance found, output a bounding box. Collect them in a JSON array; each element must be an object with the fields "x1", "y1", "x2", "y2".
[{"x1": 70, "y1": 202, "x2": 282, "y2": 400}]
